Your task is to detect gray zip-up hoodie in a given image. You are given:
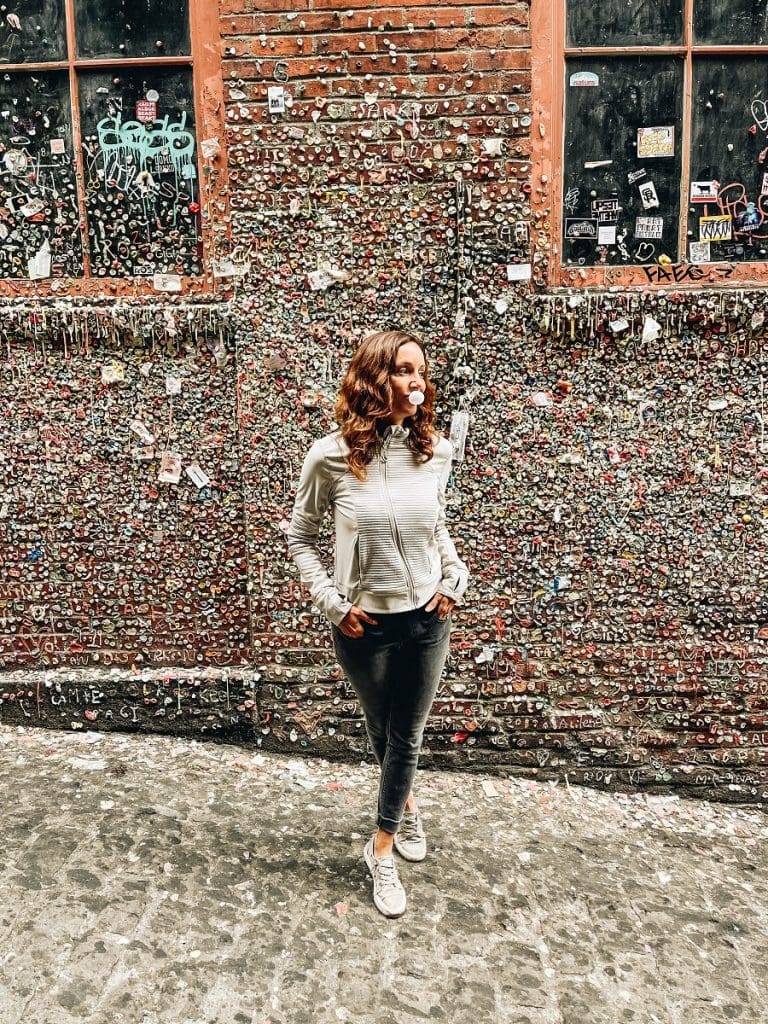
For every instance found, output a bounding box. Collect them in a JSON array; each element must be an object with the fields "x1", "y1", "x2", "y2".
[{"x1": 287, "y1": 425, "x2": 470, "y2": 625}]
